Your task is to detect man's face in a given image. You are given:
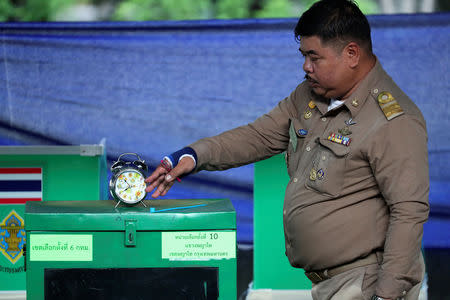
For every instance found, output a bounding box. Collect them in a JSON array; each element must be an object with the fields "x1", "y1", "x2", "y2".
[{"x1": 299, "y1": 36, "x2": 352, "y2": 99}]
